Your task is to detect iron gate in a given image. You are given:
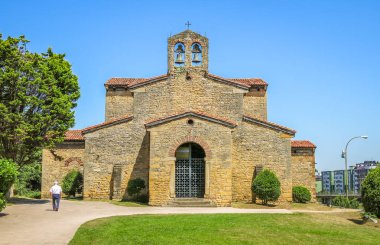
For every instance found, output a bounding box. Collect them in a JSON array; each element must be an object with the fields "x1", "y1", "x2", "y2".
[{"x1": 175, "y1": 158, "x2": 205, "y2": 198}]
